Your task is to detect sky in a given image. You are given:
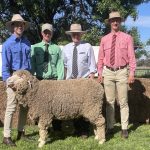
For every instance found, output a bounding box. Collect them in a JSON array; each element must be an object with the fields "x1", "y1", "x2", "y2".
[{"x1": 125, "y1": 2, "x2": 150, "y2": 43}]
